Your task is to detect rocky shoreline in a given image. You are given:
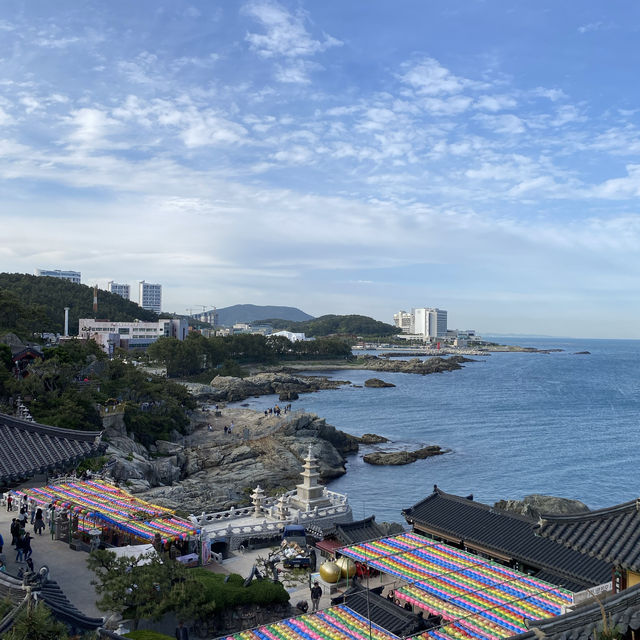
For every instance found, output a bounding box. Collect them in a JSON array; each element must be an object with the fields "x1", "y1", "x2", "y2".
[{"x1": 103, "y1": 407, "x2": 360, "y2": 513}]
